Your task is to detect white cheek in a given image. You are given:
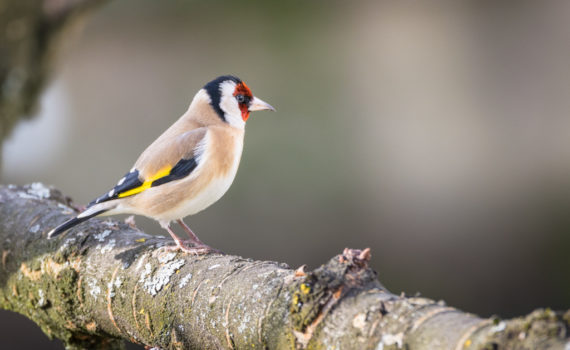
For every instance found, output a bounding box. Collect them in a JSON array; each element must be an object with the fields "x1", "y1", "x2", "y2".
[
  {"x1": 219, "y1": 81, "x2": 246, "y2": 128},
  {"x1": 220, "y1": 96, "x2": 244, "y2": 127}
]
